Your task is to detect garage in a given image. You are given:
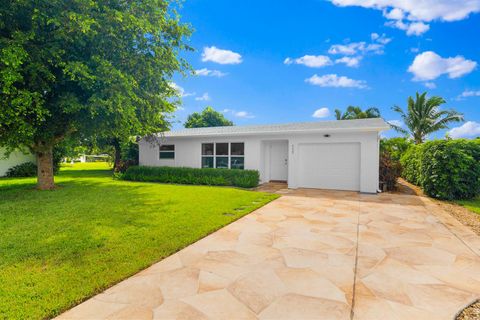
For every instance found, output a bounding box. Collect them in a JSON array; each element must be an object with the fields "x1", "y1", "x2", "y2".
[{"x1": 297, "y1": 142, "x2": 361, "y2": 191}]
